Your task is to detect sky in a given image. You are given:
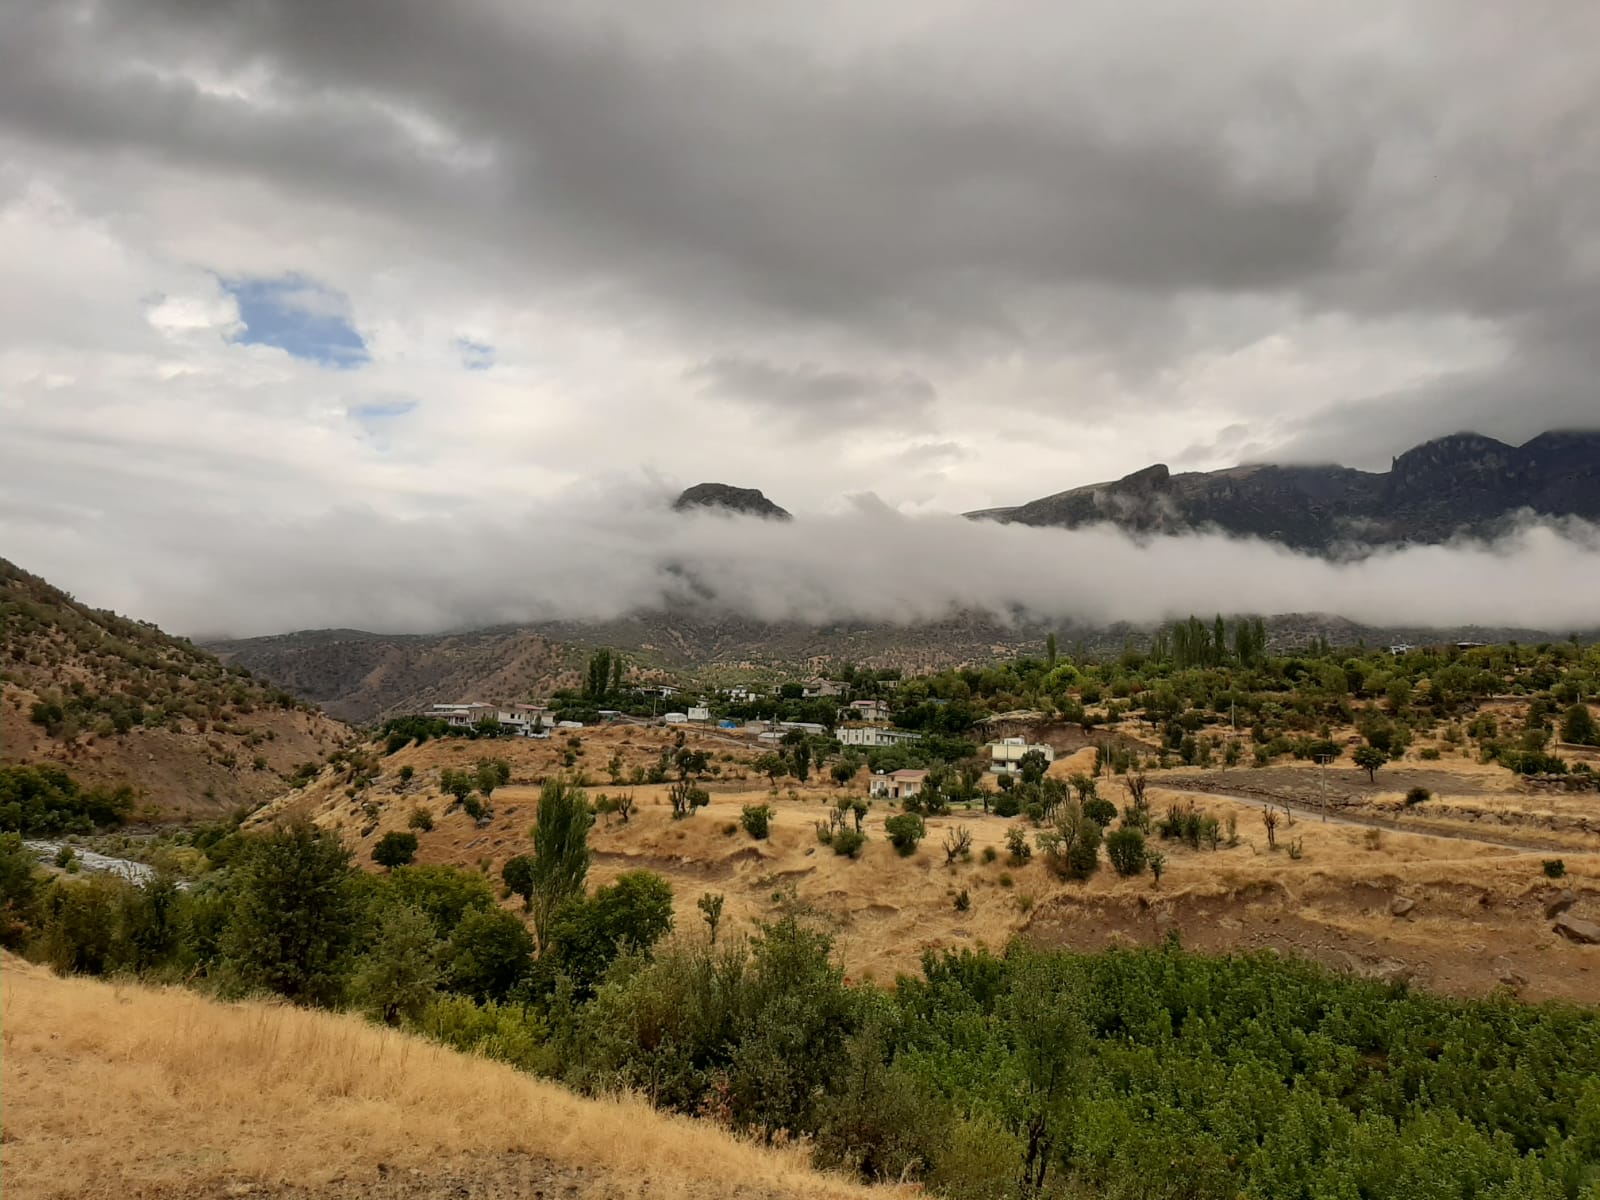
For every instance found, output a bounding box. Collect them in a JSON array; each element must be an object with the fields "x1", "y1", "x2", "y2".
[{"x1": 2, "y1": 0, "x2": 1599, "y2": 637}]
